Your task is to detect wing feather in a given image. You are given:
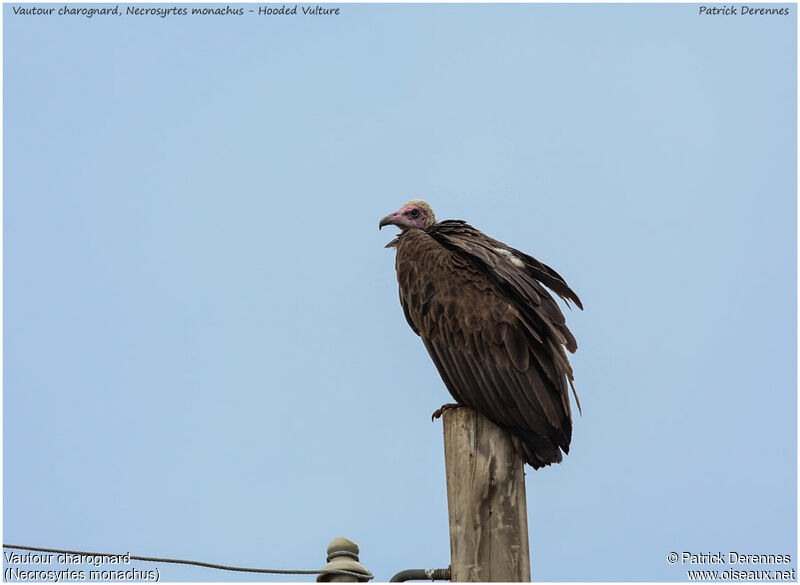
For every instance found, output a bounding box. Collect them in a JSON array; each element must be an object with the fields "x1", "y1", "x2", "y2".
[{"x1": 393, "y1": 223, "x2": 581, "y2": 468}]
